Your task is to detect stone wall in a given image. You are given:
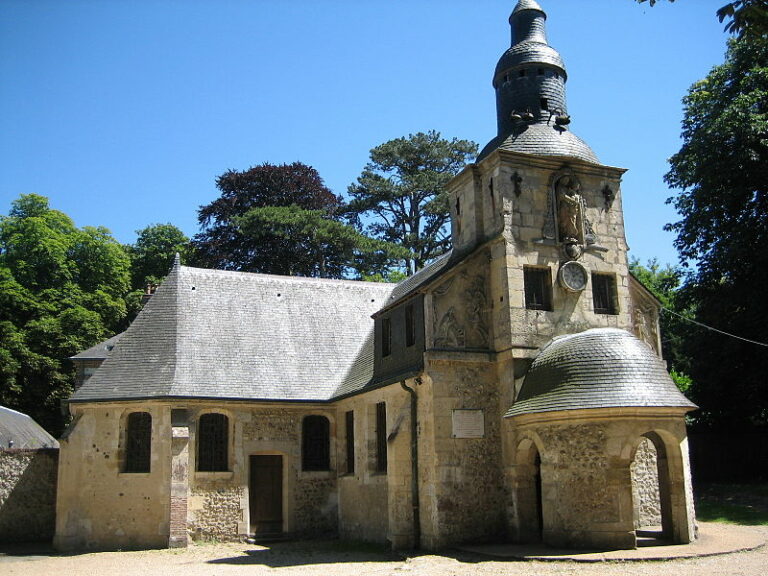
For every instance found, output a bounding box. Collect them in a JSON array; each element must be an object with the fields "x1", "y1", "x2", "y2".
[
  {"x1": 448, "y1": 152, "x2": 633, "y2": 352},
  {"x1": 630, "y1": 437, "x2": 661, "y2": 528},
  {"x1": 189, "y1": 482, "x2": 243, "y2": 541},
  {"x1": 187, "y1": 404, "x2": 338, "y2": 541},
  {"x1": 420, "y1": 355, "x2": 507, "y2": 549},
  {"x1": 54, "y1": 404, "x2": 172, "y2": 551},
  {"x1": 335, "y1": 385, "x2": 411, "y2": 548},
  {"x1": 0, "y1": 449, "x2": 58, "y2": 542},
  {"x1": 506, "y1": 412, "x2": 696, "y2": 550}
]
